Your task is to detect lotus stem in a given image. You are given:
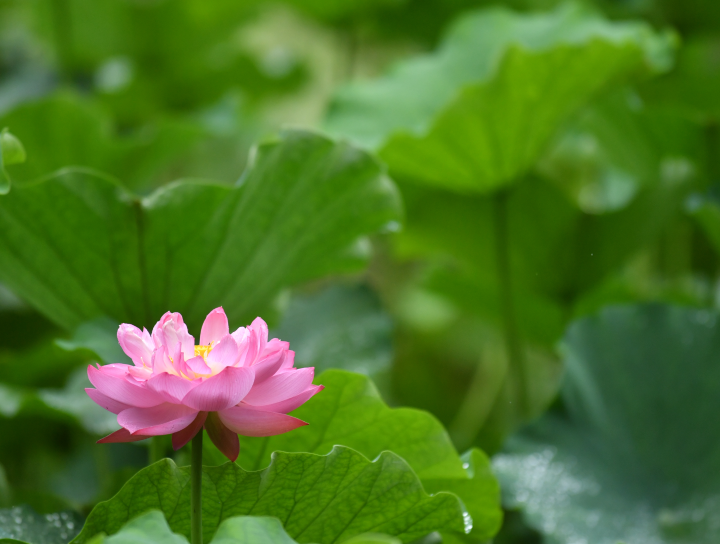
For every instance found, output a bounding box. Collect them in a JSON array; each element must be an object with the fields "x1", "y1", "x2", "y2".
[
  {"x1": 492, "y1": 187, "x2": 528, "y2": 416},
  {"x1": 149, "y1": 436, "x2": 164, "y2": 464},
  {"x1": 191, "y1": 431, "x2": 203, "y2": 544}
]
